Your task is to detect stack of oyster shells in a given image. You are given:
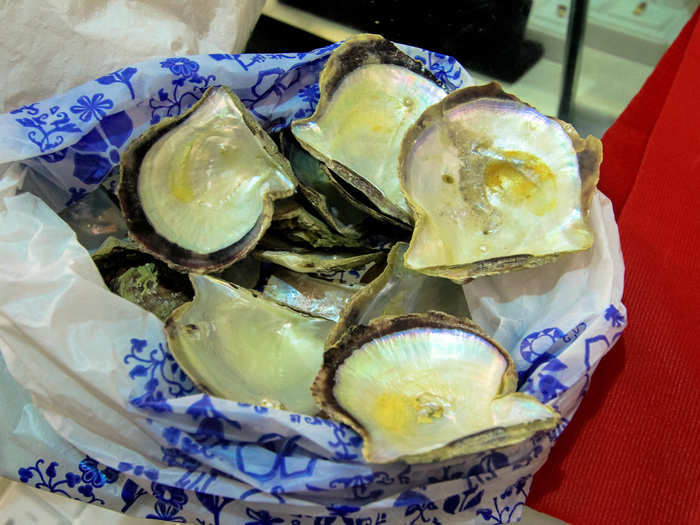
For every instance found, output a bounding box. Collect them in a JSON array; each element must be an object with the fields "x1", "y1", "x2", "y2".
[{"x1": 96, "y1": 34, "x2": 602, "y2": 465}]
